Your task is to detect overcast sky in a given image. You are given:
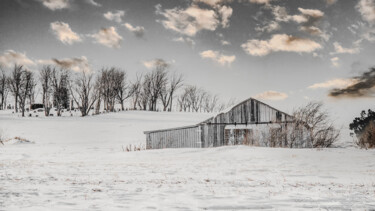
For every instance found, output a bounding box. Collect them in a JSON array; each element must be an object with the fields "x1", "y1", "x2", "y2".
[{"x1": 0, "y1": 0, "x2": 374, "y2": 140}]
